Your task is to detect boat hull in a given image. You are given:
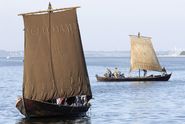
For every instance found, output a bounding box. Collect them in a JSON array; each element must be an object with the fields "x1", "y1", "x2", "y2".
[
  {"x1": 96, "y1": 73, "x2": 172, "y2": 82},
  {"x1": 16, "y1": 98, "x2": 90, "y2": 118}
]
